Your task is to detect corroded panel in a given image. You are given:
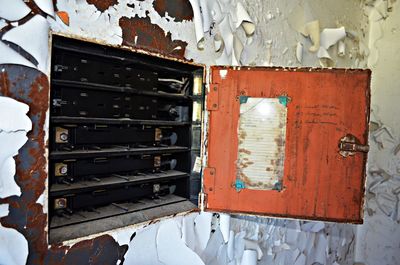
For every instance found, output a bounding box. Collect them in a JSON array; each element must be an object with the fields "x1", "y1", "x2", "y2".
[
  {"x1": 86, "y1": 0, "x2": 118, "y2": 12},
  {"x1": 119, "y1": 17, "x2": 188, "y2": 59},
  {"x1": 205, "y1": 66, "x2": 370, "y2": 223},
  {"x1": 154, "y1": 0, "x2": 194, "y2": 22}
]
